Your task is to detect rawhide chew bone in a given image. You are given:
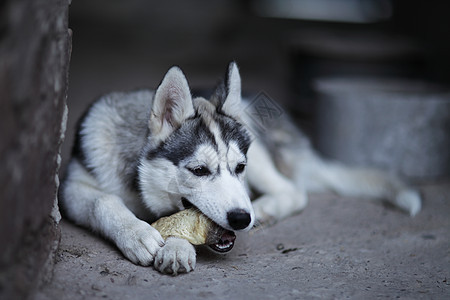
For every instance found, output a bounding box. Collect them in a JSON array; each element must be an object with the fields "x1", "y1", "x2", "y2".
[
  {"x1": 151, "y1": 208, "x2": 213, "y2": 245},
  {"x1": 151, "y1": 208, "x2": 237, "y2": 252}
]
